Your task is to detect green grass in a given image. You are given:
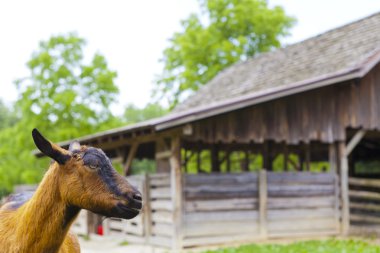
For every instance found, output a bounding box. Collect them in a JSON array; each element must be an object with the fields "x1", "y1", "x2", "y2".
[{"x1": 200, "y1": 239, "x2": 380, "y2": 253}]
